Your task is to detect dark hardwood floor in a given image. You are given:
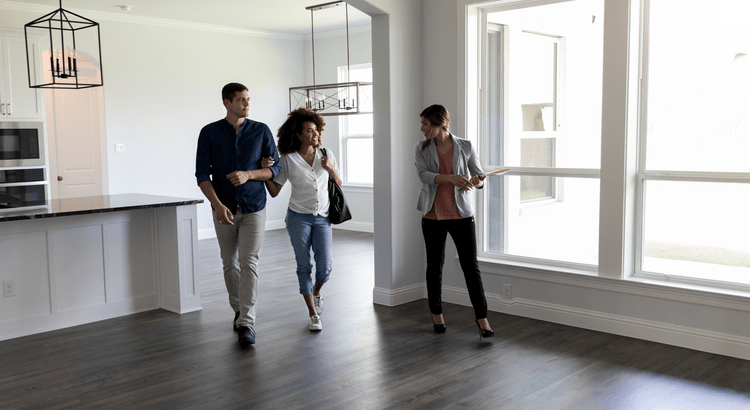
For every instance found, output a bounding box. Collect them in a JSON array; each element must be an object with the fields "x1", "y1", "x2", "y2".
[{"x1": 2, "y1": 229, "x2": 750, "y2": 409}]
